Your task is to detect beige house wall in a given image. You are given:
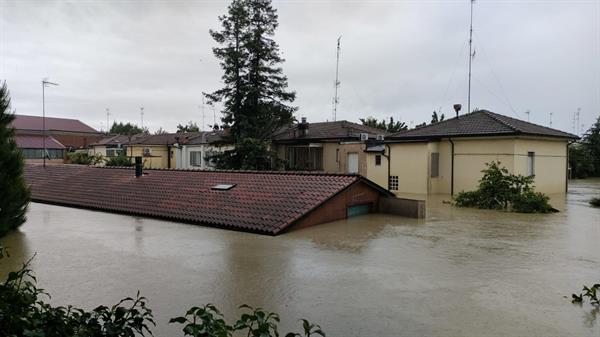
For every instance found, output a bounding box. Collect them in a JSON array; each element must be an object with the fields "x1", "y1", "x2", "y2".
[
  {"x1": 513, "y1": 138, "x2": 568, "y2": 195},
  {"x1": 383, "y1": 136, "x2": 569, "y2": 196},
  {"x1": 277, "y1": 142, "x2": 369, "y2": 175},
  {"x1": 365, "y1": 152, "x2": 388, "y2": 188},
  {"x1": 388, "y1": 142, "x2": 429, "y2": 194},
  {"x1": 127, "y1": 145, "x2": 174, "y2": 169}
]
